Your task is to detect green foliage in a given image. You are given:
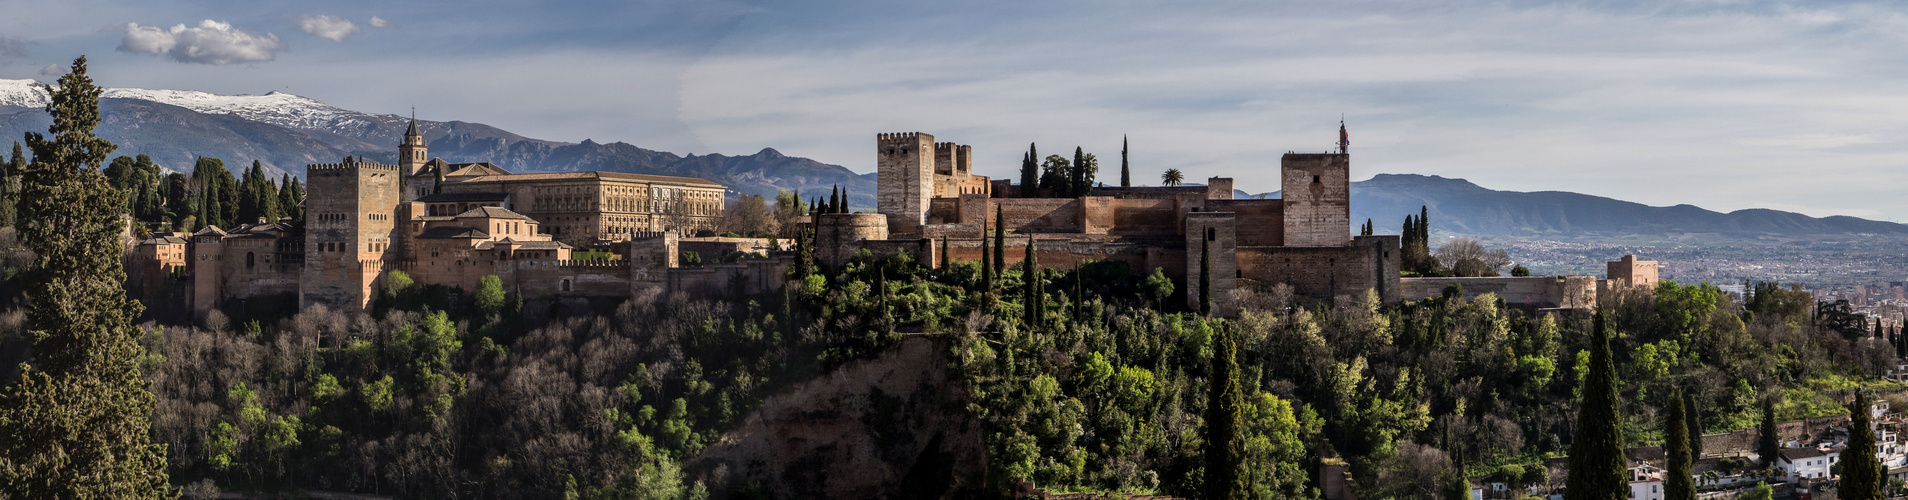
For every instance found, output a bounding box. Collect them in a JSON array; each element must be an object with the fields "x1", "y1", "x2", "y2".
[
  {"x1": 1663, "y1": 389, "x2": 1694, "y2": 500},
  {"x1": 1205, "y1": 324, "x2": 1242, "y2": 500},
  {"x1": 1842, "y1": 391, "x2": 1883, "y2": 500},
  {"x1": 0, "y1": 56, "x2": 173, "y2": 498},
  {"x1": 473, "y1": 275, "x2": 507, "y2": 319},
  {"x1": 1564, "y1": 314, "x2": 1625, "y2": 500},
  {"x1": 679, "y1": 250, "x2": 701, "y2": 266},
  {"x1": 1742, "y1": 481, "x2": 1773, "y2": 500}
]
